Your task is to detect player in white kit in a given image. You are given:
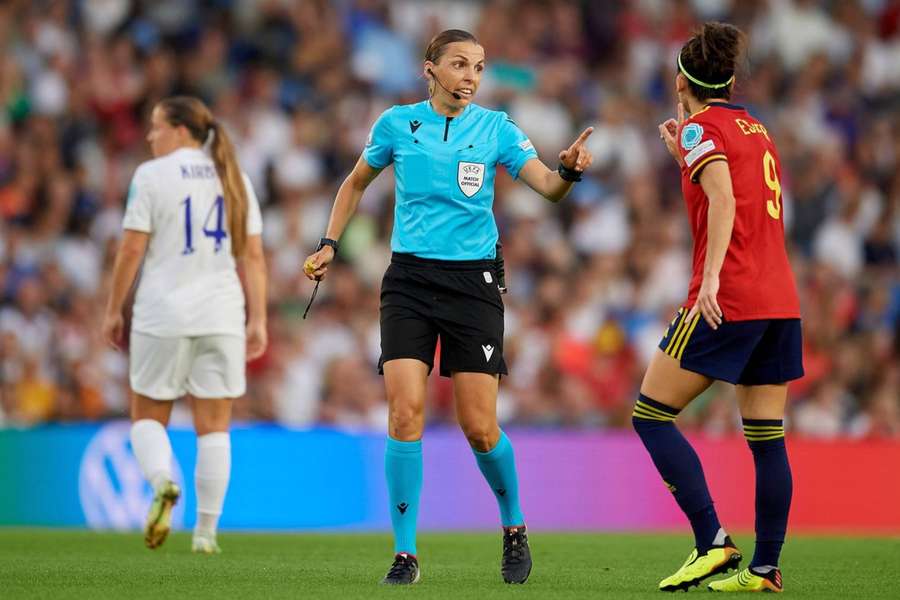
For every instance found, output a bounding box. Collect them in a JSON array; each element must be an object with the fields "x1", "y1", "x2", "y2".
[{"x1": 102, "y1": 96, "x2": 267, "y2": 554}]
